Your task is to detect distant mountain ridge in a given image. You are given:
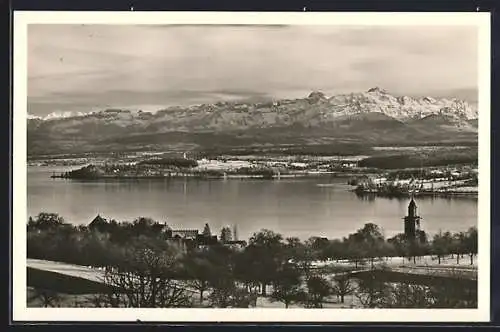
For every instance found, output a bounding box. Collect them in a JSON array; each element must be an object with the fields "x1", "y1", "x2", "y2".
[{"x1": 27, "y1": 88, "x2": 478, "y2": 156}]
